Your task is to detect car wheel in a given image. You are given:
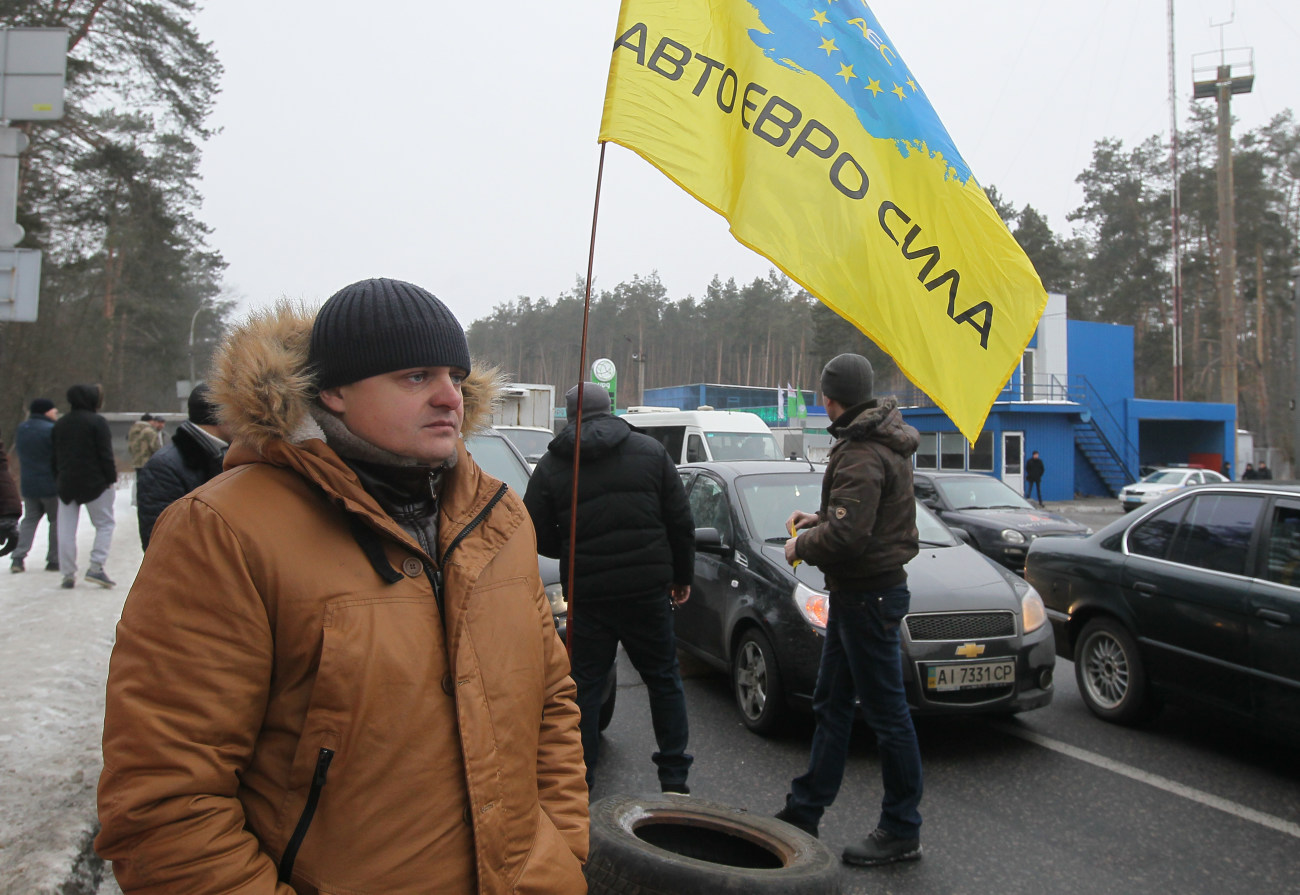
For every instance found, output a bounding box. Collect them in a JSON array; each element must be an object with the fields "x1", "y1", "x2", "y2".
[
  {"x1": 731, "y1": 628, "x2": 786, "y2": 735},
  {"x1": 1074, "y1": 617, "x2": 1157, "y2": 724},
  {"x1": 586, "y1": 794, "x2": 839, "y2": 895},
  {"x1": 599, "y1": 667, "x2": 617, "y2": 732}
]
